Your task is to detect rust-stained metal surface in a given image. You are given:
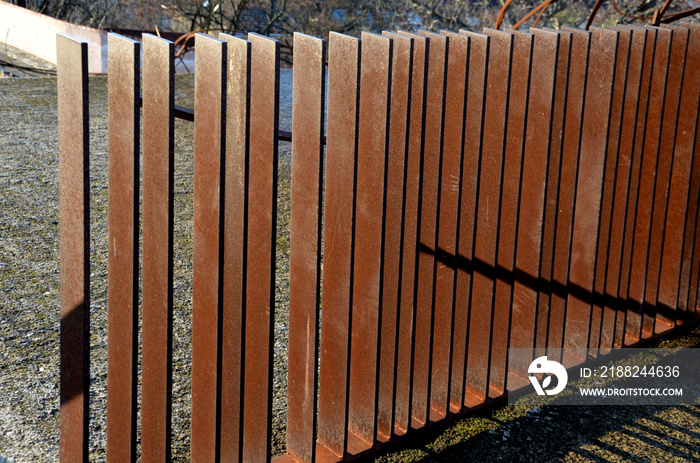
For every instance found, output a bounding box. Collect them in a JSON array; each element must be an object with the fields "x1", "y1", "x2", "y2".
[
  {"x1": 219, "y1": 32, "x2": 250, "y2": 463},
  {"x1": 243, "y1": 32, "x2": 280, "y2": 463},
  {"x1": 191, "y1": 33, "x2": 226, "y2": 463},
  {"x1": 648, "y1": 24, "x2": 688, "y2": 334},
  {"x1": 140, "y1": 33, "x2": 175, "y2": 463},
  {"x1": 492, "y1": 28, "x2": 531, "y2": 395},
  {"x1": 106, "y1": 33, "x2": 140, "y2": 463},
  {"x1": 466, "y1": 28, "x2": 512, "y2": 405},
  {"x1": 674, "y1": 23, "x2": 700, "y2": 320},
  {"x1": 58, "y1": 24, "x2": 700, "y2": 463},
  {"x1": 394, "y1": 30, "x2": 427, "y2": 436},
  {"x1": 588, "y1": 26, "x2": 629, "y2": 352},
  {"x1": 317, "y1": 32, "x2": 360, "y2": 460},
  {"x1": 537, "y1": 28, "x2": 571, "y2": 355},
  {"x1": 377, "y1": 30, "x2": 412, "y2": 442},
  {"x1": 453, "y1": 30, "x2": 488, "y2": 410},
  {"x1": 348, "y1": 31, "x2": 392, "y2": 451},
  {"x1": 563, "y1": 27, "x2": 618, "y2": 358},
  {"x1": 413, "y1": 29, "x2": 446, "y2": 426},
  {"x1": 509, "y1": 27, "x2": 553, "y2": 366},
  {"x1": 287, "y1": 32, "x2": 325, "y2": 463},
  {"x1": 628, "y1": 26, "x2": 669, "y2": 342},
  {"x1": 57, "y1": 32, "x2": 90, "y2": 463},
  {"x1": 430, "y1": 30, "x2": 467, "y2": 418}
]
